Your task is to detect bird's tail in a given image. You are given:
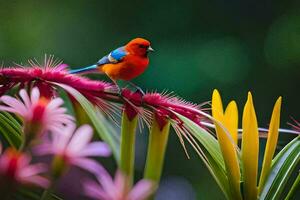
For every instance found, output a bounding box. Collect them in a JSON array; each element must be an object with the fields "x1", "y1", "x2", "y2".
[{"x1": 69, "y1": 64, "x2": 100, "y2": 74}]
